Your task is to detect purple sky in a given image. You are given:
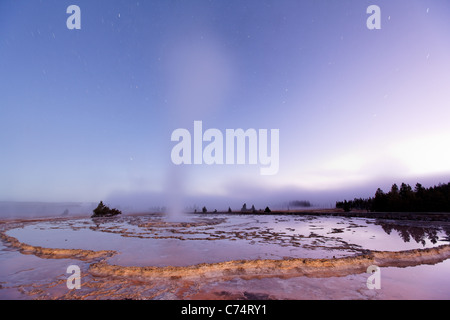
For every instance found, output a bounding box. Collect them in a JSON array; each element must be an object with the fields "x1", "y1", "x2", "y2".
[{"x1": 1, "y1": 1, "x2": 449, "y2": 211}]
